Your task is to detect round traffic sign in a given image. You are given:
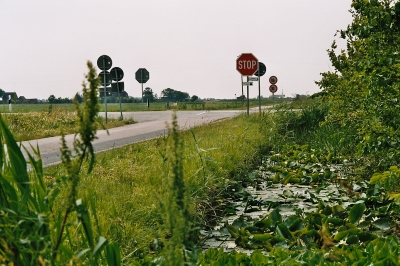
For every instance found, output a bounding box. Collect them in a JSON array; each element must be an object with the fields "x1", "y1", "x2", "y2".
[
  {"x1": 135, "y1": 68, "x2": 150, "y2": 84},
  {"x1": 98, "y1": 71, "x2": 112, "y2": 86},
  {"x1": 269, "y1": 76, "x2": 278, "y2": 84},
  {"x1": 254, "y1": 62, "x2": 266, "y2": 77},
  {"x1": 236, "y1": 53, "x2": 258, "y2": 76},
  {"x1": 269, "y1": 84, "x2": 278, "y2": 93},
  {"x1": 97, "y1": 55, "x2": 112, "y2": 70},
  {"x1": 111, "y1": 67, "x2": 124, "y2": 81}
]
